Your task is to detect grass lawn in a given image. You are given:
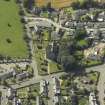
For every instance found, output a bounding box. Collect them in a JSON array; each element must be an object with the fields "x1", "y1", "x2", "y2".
[
  {"x1": 49, "y1": 61, "x2": 63, "y2": 74},
  {"x1": 17, "y1": 87, "x2": 29, "y2": 98},
  {"x1": 61, "y1": 88, "x2": 70, "y2": 96},
  {"x1": 35, "y1": 47, "x2": 48, "y2": 75},
  {"x1": 0, "y1": 0, "x2": 28, "y2": 58},
  {"x1": 77, "y1": 39, "x2": 89, "y2": 47},
  {"x1": 87, "y1": 71, "x2": 99, "y2": 83},
  {"x1": 17, "y1": 83, "x2": 40, "y2": 98},
  {"x1": 84, "y1": 60, "x2": 103, "y2": 67},
  {"x1": 17, "y1": 83, "x2": 40, "y2": 105},
  {"x1": 42, "y1": 30, "x2": 50, "y2": 41},
  {"x1": 40, "y1": 11, "x2": 49, "y2": 18},
  {"x1": 78, "y1": 97, "x2": 88, "y2": 105}
]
